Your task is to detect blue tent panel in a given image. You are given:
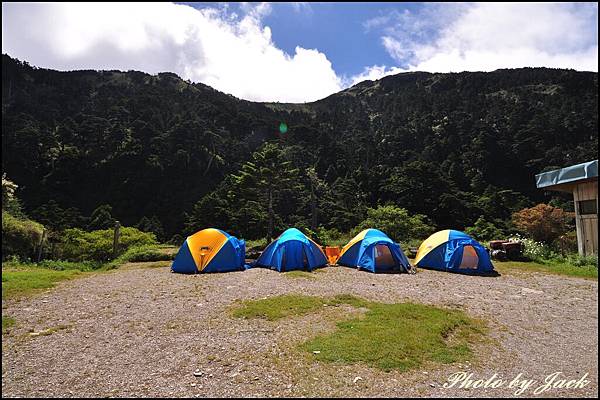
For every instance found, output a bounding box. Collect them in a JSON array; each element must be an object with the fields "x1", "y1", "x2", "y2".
[
  {"x1": 171, "y1": 241, "x2": 198, "y2": 274},
  {"x1": 203, "y1": 238, "x2": 246, "y2": 273},
  {"x1": 337, "y1": 242, "x2": 361, "y2": 267}
]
